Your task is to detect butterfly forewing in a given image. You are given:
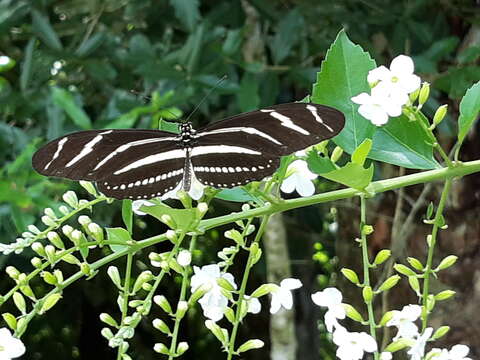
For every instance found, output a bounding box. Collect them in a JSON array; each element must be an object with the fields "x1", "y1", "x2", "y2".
[{"x1": 32, "y1": 102, "x2": 345, "y2": 200}]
